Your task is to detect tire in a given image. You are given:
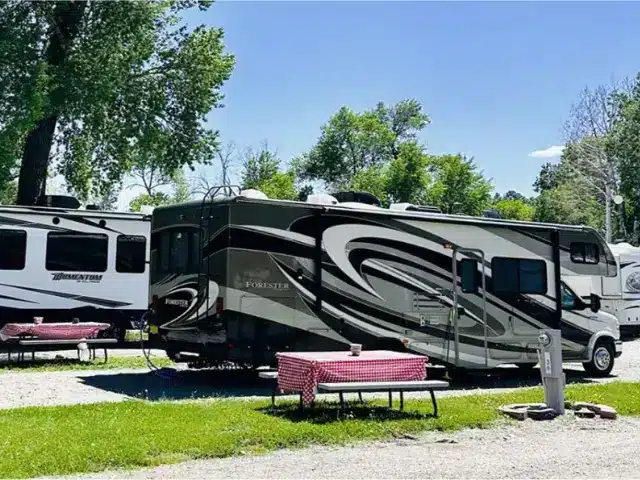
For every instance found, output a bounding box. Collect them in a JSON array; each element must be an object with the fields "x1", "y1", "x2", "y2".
[{"x1": 583, "y1": 340, "x2": 615, "y2": 377}]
